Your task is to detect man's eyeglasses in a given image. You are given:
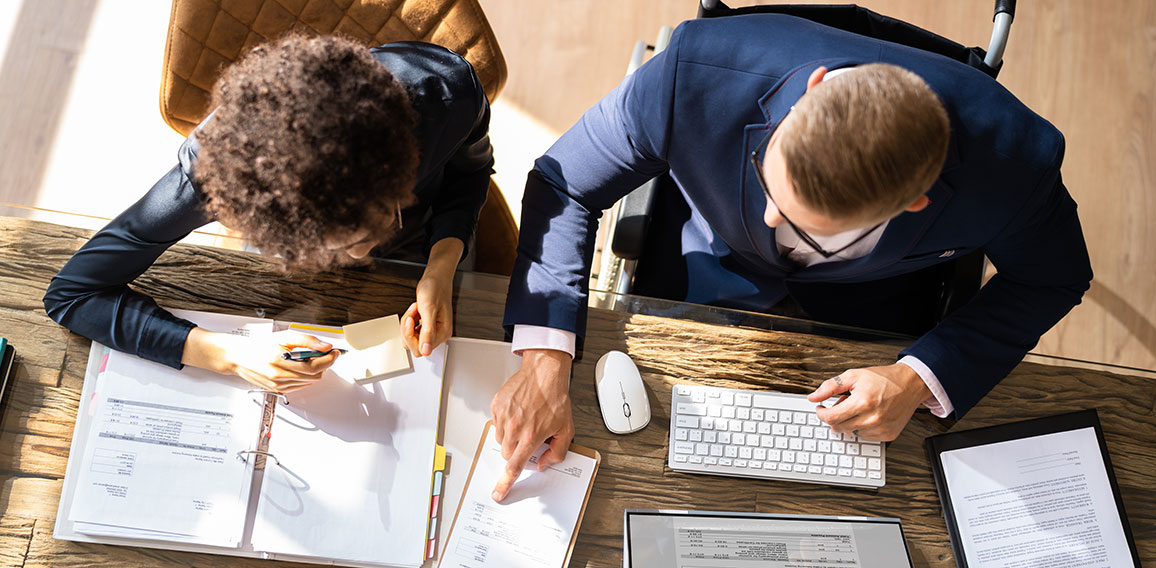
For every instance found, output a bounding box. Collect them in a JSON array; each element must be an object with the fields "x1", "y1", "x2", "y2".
[{"x1": 750, "y1": 120, "x2": 884, "y2": 259}]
